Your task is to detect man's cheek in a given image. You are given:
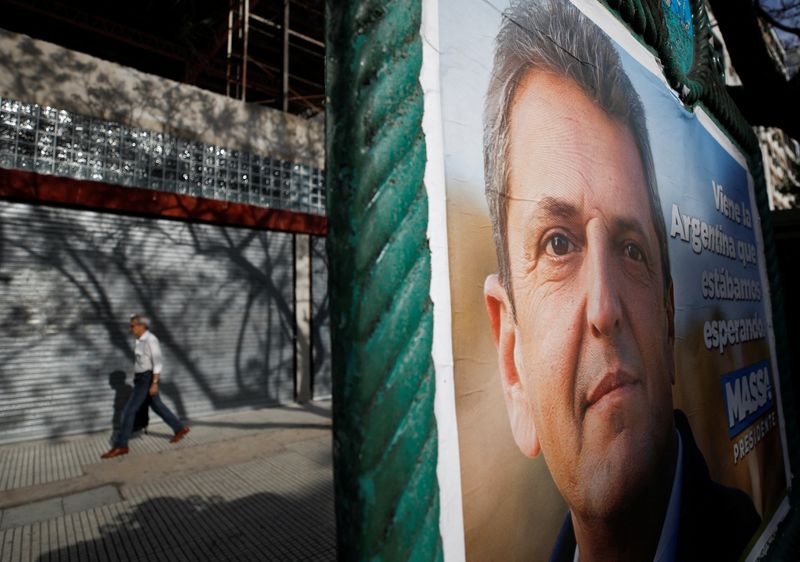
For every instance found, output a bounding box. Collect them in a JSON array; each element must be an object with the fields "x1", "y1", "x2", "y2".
[{"x1": 518, "y1": 278, "x2": 576, "y2": 321}]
